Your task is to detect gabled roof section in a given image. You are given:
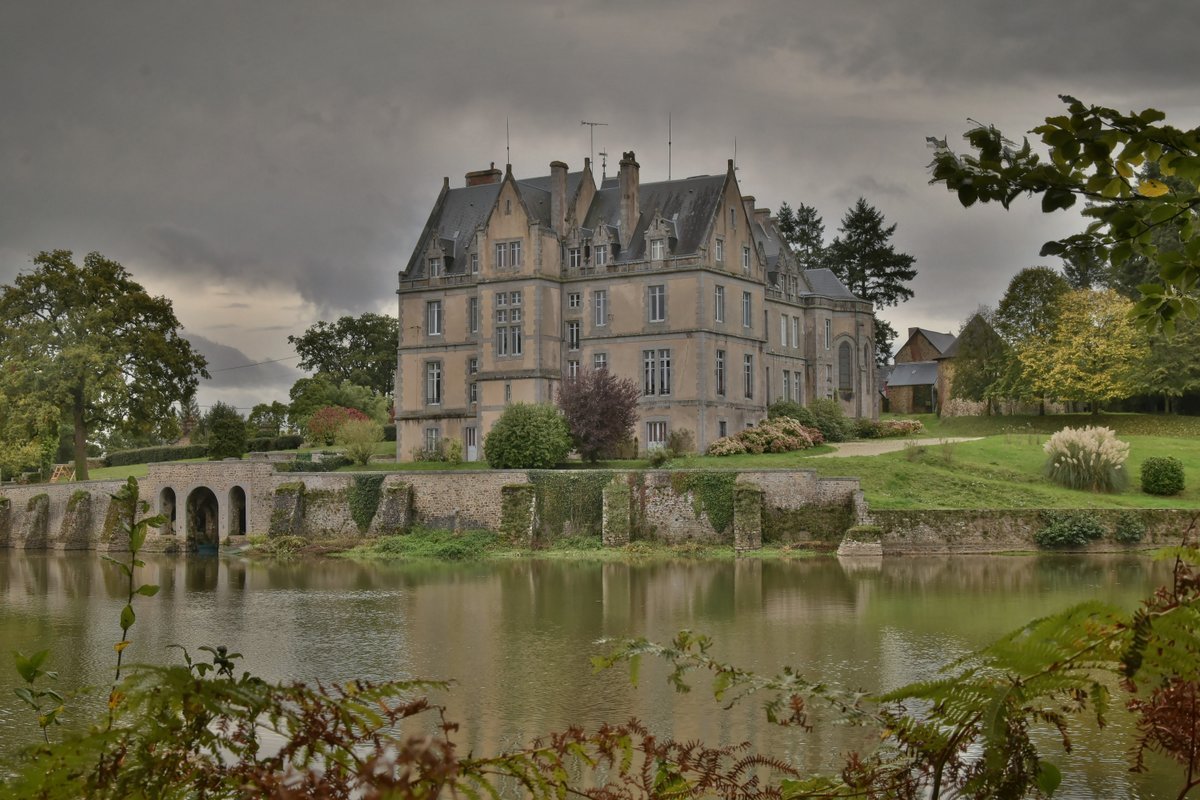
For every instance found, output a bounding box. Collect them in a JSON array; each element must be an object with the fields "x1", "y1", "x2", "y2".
[
  {"x1": 403, "y1": 179, "x2": 502, "y2": 277},
  {"x1": 800, "y1": 268, "x2": 862, "y2": 301},
  {"x1": 582, "y1": 173, "x2": 726, "y2": 261},
  {"x1": 518, "y1": 170, "x2": 589, "y2": 227},
  {"x1": 913, "y1": 328, "x2": 957, "y2": 355}
]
